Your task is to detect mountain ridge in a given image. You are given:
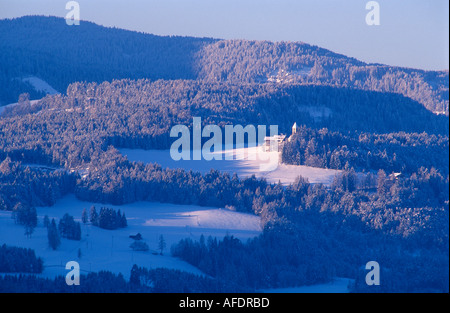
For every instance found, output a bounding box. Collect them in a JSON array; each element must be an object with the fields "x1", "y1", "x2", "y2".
[{"x1": 0, "y1": 15, "x2": 448, "y2": 114}]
